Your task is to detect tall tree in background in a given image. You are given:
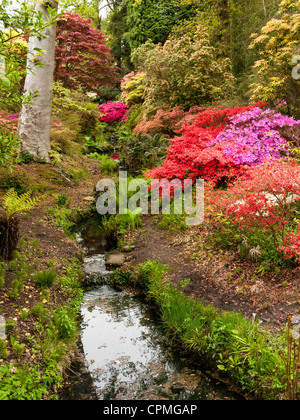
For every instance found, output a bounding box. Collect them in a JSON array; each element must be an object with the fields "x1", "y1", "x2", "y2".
[
  {"x1": 249, "y1": 0, "x2": 300, "y2": 117},
  {"x1": 18, "y1": 1, "x2": 59, "y2": 160},
  {"x1": 170, "y1": 0, "x2": 281, "y2": 100},
  {"x1": 125, "y1": 0, "x2": 197, "y2": 50},
  {"x1": 60, "y1": 0, "x2": 106, "y2": 29},
  {"x1": 104, "y1": 0, "x2": 132, "y2": 75},
  {"x1": 54, "y1": 13, "x2": 120, "y2": 95}
]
